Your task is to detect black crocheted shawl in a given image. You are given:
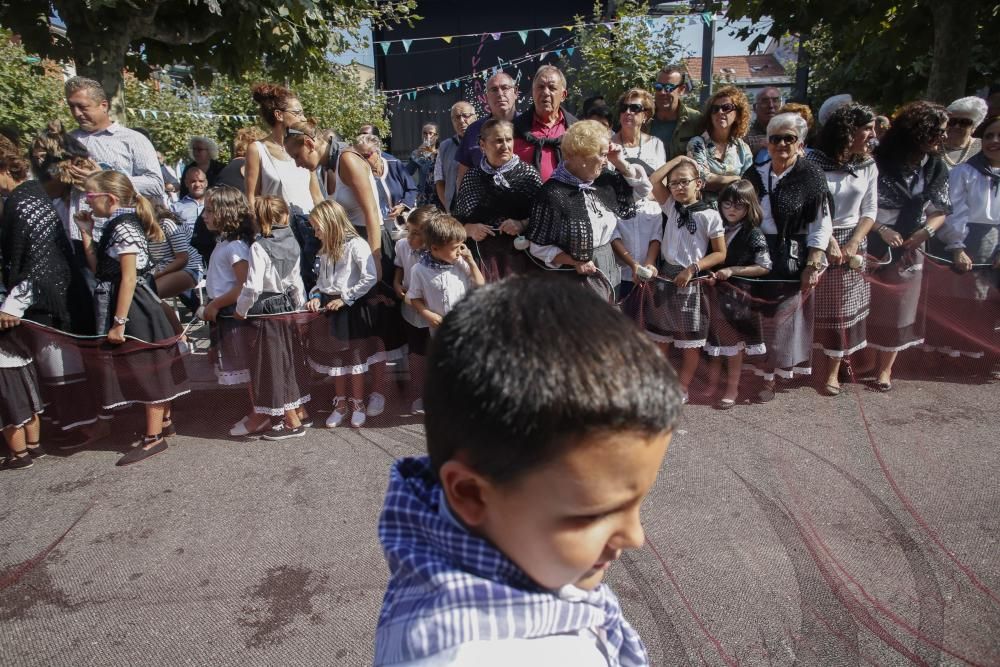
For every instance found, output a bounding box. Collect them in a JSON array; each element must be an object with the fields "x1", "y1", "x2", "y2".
[
  {"x1": 512, "y1": 106, "x2": 579, "y2": 173},
  {"x1": 452, "y1": 160, "x2": 542, "y2": 228},
  {"x1": 0, "y1": 180, "x2": 75, "y2": 322},
  {"x1": 721, "y1": 223, "x2": 769, "y2": 270},
  {"x1": 96, "y1": 213, "x2": 152, "y2": 282},
  {"x1": 525, "y1": 170, "x2": 638, "y2": 262},
  {"x1": 874, "y1": 152, "x2": 951, "y2": 238},
  {"x1": 744, "y1": 158, "x2": 832, "y2": 243}
]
